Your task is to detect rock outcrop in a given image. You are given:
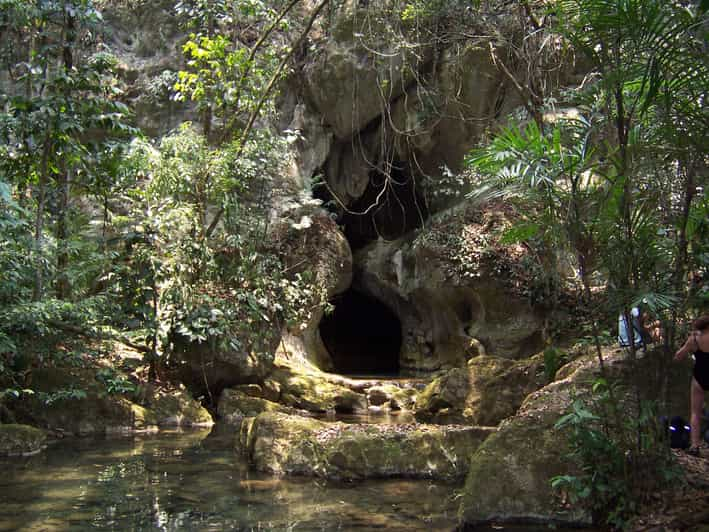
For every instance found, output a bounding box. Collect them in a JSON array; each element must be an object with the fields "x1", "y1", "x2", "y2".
[
  {"x1": 345, "y1": 203, "x2": 547, "y2": 374},
  {"x1": 457, "y1": 346, "x2": 691, "y2": 526},
  {"x1": 15, "y1": 368, "x2": 212, "y2": 436},
  {"x1": 0, "y1": 424, "x2": 47, "y2": 456},
  {"x1": 237, "y1": 411, "x2": 494, "y2": 480},
  {"x1": 272, "y1": 211, "x2": 353, "y2": 371},
  {"x1": 217, "y1": 388, "x2": 295, "y2": 426},
  {"x1": 415, "y1": 354, "x2": 546, "y2": 425}
]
